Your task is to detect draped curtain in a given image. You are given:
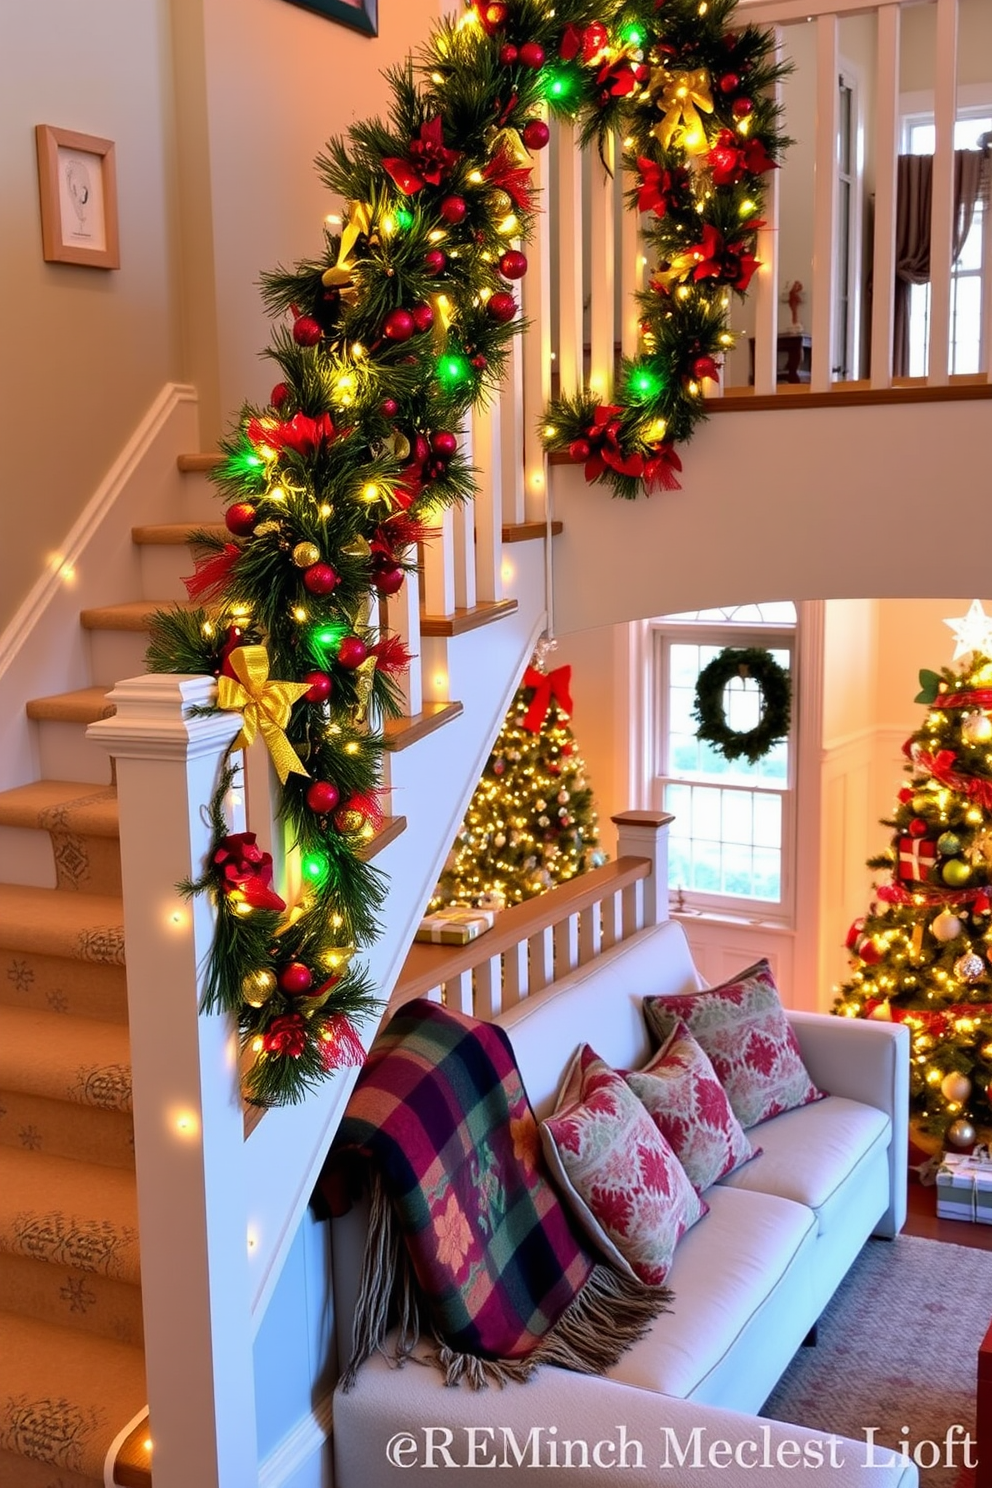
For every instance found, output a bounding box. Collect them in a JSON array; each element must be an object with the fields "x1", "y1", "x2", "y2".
[{"x1": 894, "y1": 149, "x2": 987, "y2": 376}]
